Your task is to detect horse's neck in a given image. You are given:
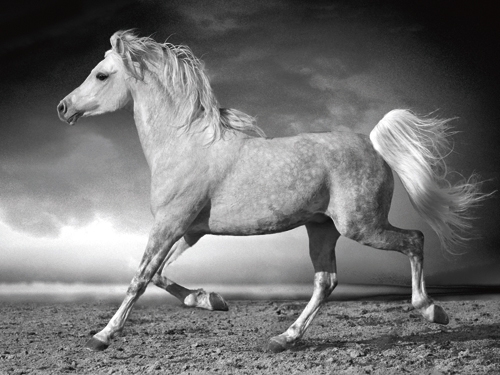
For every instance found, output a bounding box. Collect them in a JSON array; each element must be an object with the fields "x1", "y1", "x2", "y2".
[{"x1": 130, "y1": 83, "x2": 213, "y2": 172}]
